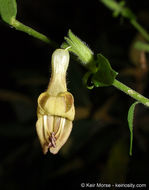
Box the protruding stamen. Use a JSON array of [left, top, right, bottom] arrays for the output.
[[49, 132, 56, 148]]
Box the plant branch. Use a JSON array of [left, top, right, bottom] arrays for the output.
[[100, 0, 149, 42], [130, 20, 149, 42], [113, 79, 149, 107], [11, 19, 58, 48]]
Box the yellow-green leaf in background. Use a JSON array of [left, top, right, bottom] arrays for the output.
[[0, 0, 17, 24], [127, 101, 139, 155]]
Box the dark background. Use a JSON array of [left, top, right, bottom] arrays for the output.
[[0, 0, 149, 189]]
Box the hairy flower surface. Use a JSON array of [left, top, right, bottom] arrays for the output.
[[36, 49, 75, 154]]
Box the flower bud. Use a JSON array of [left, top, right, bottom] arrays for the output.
[[36, 49, 75, 154]]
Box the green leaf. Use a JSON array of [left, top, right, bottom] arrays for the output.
[[0, 0, 17, 24], [127, 101, 139, 156], [92, 54, 118, 87]]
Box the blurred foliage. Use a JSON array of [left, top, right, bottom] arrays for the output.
[[0, 0, 149, 189], [101, 0, 149, 53]]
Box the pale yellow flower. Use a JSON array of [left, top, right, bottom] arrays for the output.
[[36, 49, 75, 154]]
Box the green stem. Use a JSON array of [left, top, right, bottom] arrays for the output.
[[11, 19, 58, 47], [130, 19, 149, 41], [112, 79, 149, 107]]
